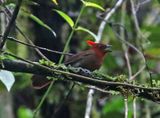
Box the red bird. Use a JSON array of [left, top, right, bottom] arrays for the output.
[[32, 40, 111, 89], [64, 40, 111, 70]]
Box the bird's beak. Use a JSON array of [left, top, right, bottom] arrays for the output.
[[105, 44, 112, 52]]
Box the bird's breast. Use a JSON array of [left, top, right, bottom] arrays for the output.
[[73, 54, 103, 71], [64, 49, 105, 71]]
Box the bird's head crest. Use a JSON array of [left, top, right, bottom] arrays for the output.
[[86, 40, 96, 46]]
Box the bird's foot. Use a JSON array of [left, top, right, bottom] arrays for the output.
[[78, 67, 91, 76], [67, 65, 91, 76]]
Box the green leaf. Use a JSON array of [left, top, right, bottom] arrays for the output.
[[81, 0, 105, 11], [145, 48, 160, 56], [29, 14, 56, 37], [0, 70, 15, 91], [17, 106, 33, 118], [6, 3, 16, 8], [76, 26, 97, 40], [102, 97, 124, 113], [51, 0, 58, 5], [1, 2, 15, 7], [53, 9, 74, 28]]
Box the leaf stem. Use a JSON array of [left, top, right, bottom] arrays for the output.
[[33, 4, 85, 118], [58, 5, 85, 64], [33, 81, 55, 118]]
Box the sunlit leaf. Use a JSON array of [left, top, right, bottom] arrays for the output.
[[25, 1, 40, 6], [1, 1, 15, 7], [145, 48, 160, 56], [81, 0, 105, 11], [18, 106, 33, 118], [29, 14, 56, 37], [6, 3, 16, 8], [0, 70, 15, 91], [51, 0, 58, 5], [53, 9, 74, 28], [102, 97, 123, 113], [76, 26, 97, 40]]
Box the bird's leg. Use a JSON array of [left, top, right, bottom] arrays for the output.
[[78, 67, 91, 76], [67, 65, 91, 76]]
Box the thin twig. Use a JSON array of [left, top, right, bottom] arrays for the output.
[[0, 0, 22, 49], [130, 0, 153, 85], [96, 0, 124, 42], [0, 7, 6, 34], [124, 98, 128, 118], [85, 1, 125, 117], [52, 83, 75, 118], [130, 0, 142, 35], [109, 23, 146, 80], [0, 34, 73, 56], [120, 2, 132, 79], [16, 25, 50, 61], [129, 1, 150, 117], [135, 0, 151, 12], [33, 81, 55, 118], [2, 6, 50, 61], [85, 89, 94, 118], [86, 85, 117, 95], [94, 17, 147, 80], [133, 98, 137, 118], [120, 3, 130, 117]]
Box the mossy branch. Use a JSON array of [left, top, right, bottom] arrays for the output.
[[0, 58, 160, 103]]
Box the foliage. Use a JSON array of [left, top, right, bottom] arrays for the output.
[[0, 0, 160, 118]]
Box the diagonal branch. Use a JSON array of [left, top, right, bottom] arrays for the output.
[[0, 55, 160, 103], [2, 6, 50, 61], [96, 0, 124, 42], [0, 0, 22, 49], [0, 34, 73, 56]]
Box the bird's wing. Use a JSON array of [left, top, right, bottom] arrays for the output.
[[64, 50, 94, 65]]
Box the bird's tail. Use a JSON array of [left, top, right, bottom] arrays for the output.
[[31, 75, 52, 89]]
